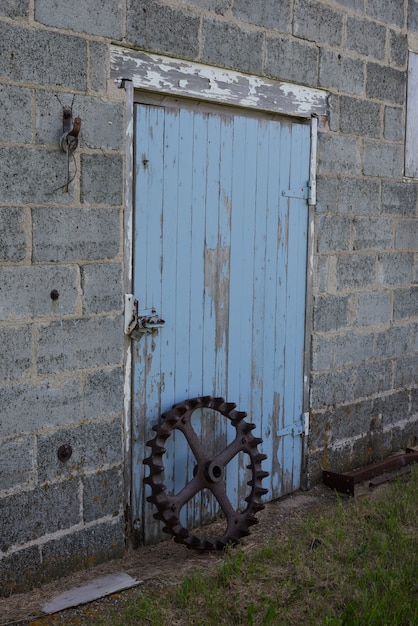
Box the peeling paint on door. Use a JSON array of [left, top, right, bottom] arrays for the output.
[[132, 98, 310, 544]]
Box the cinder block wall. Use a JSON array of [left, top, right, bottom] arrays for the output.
[[1, 0, 417, 595]]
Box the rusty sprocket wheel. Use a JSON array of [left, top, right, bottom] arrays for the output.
[[143, 396, 269, 550]]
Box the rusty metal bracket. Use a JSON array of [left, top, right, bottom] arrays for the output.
[[323, 448, 418, 496]]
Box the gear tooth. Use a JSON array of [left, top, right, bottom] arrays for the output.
[[255, 487, 269, 496], [247, 515, 259, 527], [218, 401, 237, 415], [241, 422, 256, 433], [253, 452, 268, 463], [208, 396, 225, 409], [230, 409, 247, 422], [258, 470, 270, 479], [251, 437, 263, 446]]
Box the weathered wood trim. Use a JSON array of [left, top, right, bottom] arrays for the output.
[[122, 79, 134, 514], [111, 46, 328, 118], [405, 51, 418, 178]]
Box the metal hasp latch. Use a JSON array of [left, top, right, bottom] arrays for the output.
[[124, 294, 165, 339]]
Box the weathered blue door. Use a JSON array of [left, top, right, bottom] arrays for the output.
[[132, 99, 310, 543]]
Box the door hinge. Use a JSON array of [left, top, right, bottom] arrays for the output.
[[276, 412, 309, 438], [282, 180, 314, 203]]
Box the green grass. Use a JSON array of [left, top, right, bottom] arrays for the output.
[[44, 468, 418, 626]]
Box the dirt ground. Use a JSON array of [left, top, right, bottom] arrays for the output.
[[0, 483, 365, 626]]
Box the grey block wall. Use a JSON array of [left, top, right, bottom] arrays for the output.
[[1, 0, 417, 595], [0, 1, 126, 597]]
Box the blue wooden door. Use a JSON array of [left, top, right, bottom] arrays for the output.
[[132, 100, 310, 543]]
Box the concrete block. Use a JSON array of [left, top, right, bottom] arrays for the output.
[[0, 435, 34, 491], [294, 0, 342, 46], [334, 332, 374, 367], [396, 218, 418, 249], [390, 31, 408, 68], [0, 325, 32, 382], [366, 63, 405, 104], [354, 361, 393, 397], [319, 50, 364, 95], [328, 94, 339, 132], [381, 181, 417, 216], [182, 0, 231, 13], [354, 291, 392, 327], [0, 85, 32, 143], [366, 0, 405, 28], [340, 96, 381, 138], [310, 400, 373, 449], [338, 178, 380, 215], [37, 316, 123, 375], [314, 255, 329, 292], [394, 286, 418, 320], [316, 215, 351, 253], [394, 355, 418, 387], [201, 18, 264, 74], [353, 217, 393, 250], [313, 294, 349, 332], [0, 147, 75, 204], [89, 41, 108, 93], [0, 265, 79, 320], [37, 417, 122, 483], [265, 36, 318, 86], [0, 546, 41, 597], [310, 368, 354, 408], [412, 387, 418, 414], [83, 468, 123, 522], [378, 252, 414, 285], [32, 208, 120, 262], [311, 334, 333, 371], [1, 481, 80, 549], [408, 0, 418, 33], [373, 391, 410, 425], [332, 0, 364, 10], [318, 133, 361, 175], [363, 140, 403, 178], [82, 263, 123, 314], [0, 21, 87, 90], [391, 417, 418, 452], [234, 0, 290, 31], [81, 154, 123, 206], [310, 176, 380, 215], [384, 106, 403, 141], [0, 207, 27, 262], [346, 16, 386, 60], [84, 368, 123, 420], [0, 0, 29, 18], [35, 0, 122, 38], [0, 380, 82, 437], [41, 518, 124, 583], [336, 254, 376, 290], [375, 325, 411, 358], [316, 176, 338, 213], [126, 0, 200, 59]]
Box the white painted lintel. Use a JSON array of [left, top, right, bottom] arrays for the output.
[[111, 46, 328, 119]]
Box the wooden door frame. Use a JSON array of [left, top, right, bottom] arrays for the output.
[[110, 46, 328, 516]]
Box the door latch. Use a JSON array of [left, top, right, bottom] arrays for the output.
[[124, 294, 165, 338]]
